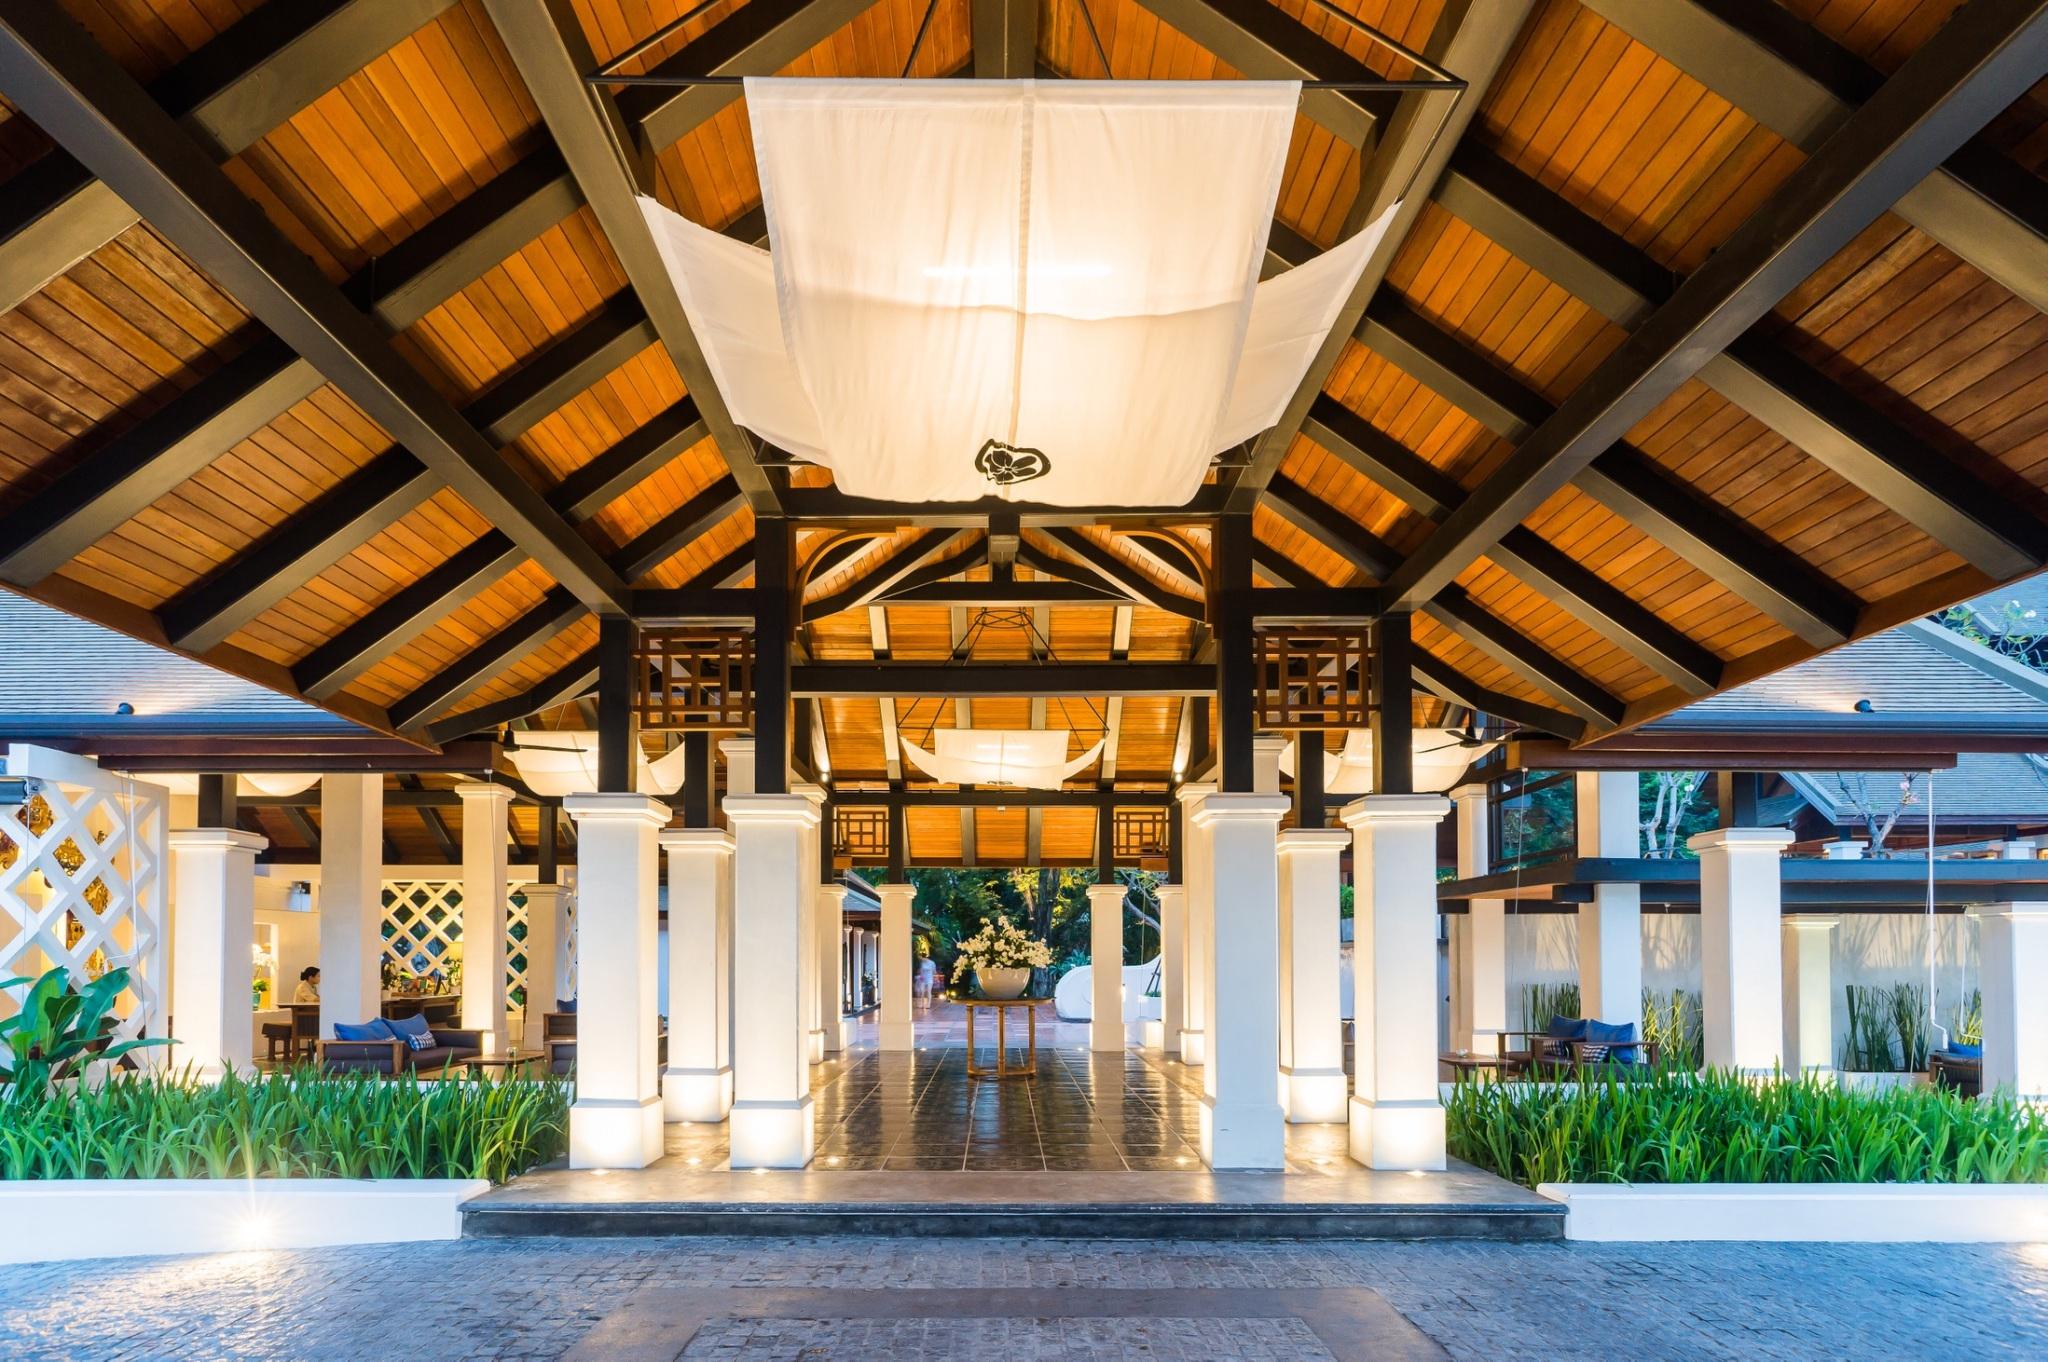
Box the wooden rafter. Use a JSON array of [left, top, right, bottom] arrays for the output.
[[484, 0, 787, 516], [0, 4, 633, 618], [1582, 0, 2048, 317], [1380, 0, 2048, 612]]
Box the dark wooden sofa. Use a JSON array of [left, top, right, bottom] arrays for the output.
[[317, 1027, 485, 1076]]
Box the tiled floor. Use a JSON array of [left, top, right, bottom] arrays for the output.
[[663, 1001, 1349, 1173]]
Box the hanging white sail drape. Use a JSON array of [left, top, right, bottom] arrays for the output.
[[507, 732, 691, 798], [1284, 729, 1502, 795], [638, 78, 1398, 506], [900, 728, 1105, 790]]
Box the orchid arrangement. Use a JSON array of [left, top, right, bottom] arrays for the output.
[[951, 915, 1052, 972]]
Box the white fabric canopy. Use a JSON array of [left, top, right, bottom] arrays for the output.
[[638, 78, 1399, 505], [1283, 728, 1502, 795], [507, 732, 691, 798], [900, 728, 1105, 790]]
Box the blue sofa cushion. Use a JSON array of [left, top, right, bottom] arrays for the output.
[[556, 998, 577, 1014], [1948, 1041, 1983, 1059], [1544, 1015, 1588, 1040], [1585, 1019, 1639, 1064], [387, 1012, 435, 1051], [333, 1019, 392, 1043]]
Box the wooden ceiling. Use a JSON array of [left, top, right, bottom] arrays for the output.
[[1, 0, 2045, 866]]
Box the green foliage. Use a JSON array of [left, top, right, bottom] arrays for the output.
[[1952, 989, 1984, 1046], [0, 1068, 569, 1183], [1641, 988, 1703, 1068], [1519, 981, 1581, 1033], [1446, 1066, 2048, 1187], [1841, 980, 1946, 1072], [0, 967, 171, 1094]]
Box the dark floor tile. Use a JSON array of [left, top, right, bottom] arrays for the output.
[[882, 1154, 967, 1171]]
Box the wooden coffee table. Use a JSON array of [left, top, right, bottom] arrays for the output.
[[1438, 1051, 1505, 1082], [963, 996, 1050, 1079]]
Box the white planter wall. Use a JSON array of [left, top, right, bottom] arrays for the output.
[[1502, 911, 1983, 1061], [0, 1179, 487, 1264], [1540, 1182, 2048, 1243]]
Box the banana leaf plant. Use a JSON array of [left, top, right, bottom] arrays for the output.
[[0, 965, 171, 1096]]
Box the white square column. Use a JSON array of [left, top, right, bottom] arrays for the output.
[[317, 773, 382, 1037], [519, 882, 562, 1051], [1449, 783, 1507, 1056], [1343, 794, 1451, 1171], [1193, 792, 1288, 1169], [168, 828, 265, 1079], [1692, 827, 1795, 1074], [1153, 884, 1185, 1054], [457, 783, 513, 1055], [660, 828, 735, 1122], [1088, 882, 1127, 1052], [794, 784, 827, 1063], [1175, 782, 1215, 1065], [563, 793, 668, 1169], [863, 931, 879, 1006], [1980, 903, 2048, 1102], [1575, 772, 1642, 1033], [877, 883, 916, 1050], [817, 884, 850, 1052], [1277, 827, 1350, 1123], [1781, 916, 1837, 1075], [727, 793, 821, 1168]]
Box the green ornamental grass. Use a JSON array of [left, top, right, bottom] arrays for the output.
[[0, 1067, 569, 1184], [1446, 1065, 2048, 1188]]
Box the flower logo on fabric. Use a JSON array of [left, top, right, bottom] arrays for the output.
[[975, 439, 1050, 487]]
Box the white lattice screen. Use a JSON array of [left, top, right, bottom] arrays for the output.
[[0, 746, 167, 1050], [381, 879, 571, 1010]]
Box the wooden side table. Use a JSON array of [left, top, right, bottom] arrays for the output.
[[963, 996, 1049, 1078]]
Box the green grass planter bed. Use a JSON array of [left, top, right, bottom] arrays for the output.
[[0, 1070, 571, 1264], [1448, 1068, 2048, 1242], [0, 1068, 571, 1183]]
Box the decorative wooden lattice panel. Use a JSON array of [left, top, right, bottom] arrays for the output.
[[0, 748, 166, 1052], [833, 806, 890, 864], [380, 879, 568, 1009], [1113, 808, 1169, 861], [1255, 628, 1372, 730], [634, 627, 754, 731]]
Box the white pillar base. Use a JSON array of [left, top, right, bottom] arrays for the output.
[[1280, 1068, 1350, 1125], [730, 1095, 817, 1169], [1200, 1095, 1286, 1171], [1347, 1095, 1446, 1172], [1180, 1029, 1206, 1066], [570, 1096, 665, 1170], [664, 1067, 734, 1124], [1142, 1019, 1166, 1050]]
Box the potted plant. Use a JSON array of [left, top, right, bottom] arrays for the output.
[[951, 916, 1052, 999]]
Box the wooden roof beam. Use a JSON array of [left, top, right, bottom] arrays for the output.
[[157, 294, 653, 652], [422, 649, 599, 746], [486, 0, 792, 518], [792, 663, 1212, 697], [803, 531, 979, 622], [1125, 0, 1391, 146], [0, 0, 456, 314], [0, 6, 633, 620], [1261, 475, 1626, 725], [972, 0, 1038, 79], [620, 0, 884, 154], [0, 149, 583, 589], [1226, 0, 1534, 512], [295, 405, 710, 700], [1581, 0, 2048, 317], [1029, 531, 1206, 620], [1380, 0, 2048, 612], [1436, 142, 2048, 582], [1336, 300, 1860, 647]]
